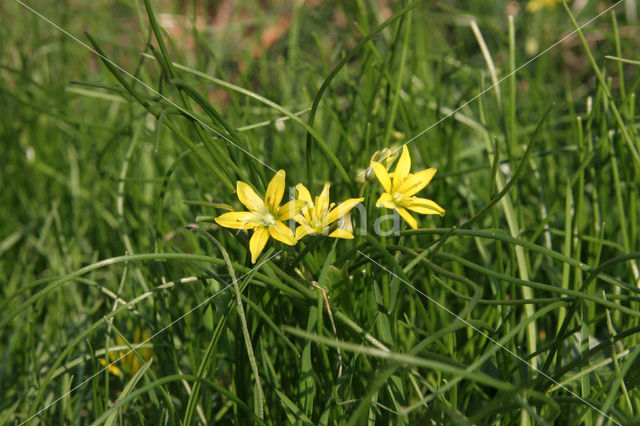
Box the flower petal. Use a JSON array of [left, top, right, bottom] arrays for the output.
[[141, 330, 152, 359], [295, 223, 316, 240], [397, 168, 437, 197], [327, 198, 364, 224], [249, 227, 269, 263], [393, 146, 411, 187], [302, 206, 312, 223], [99, 358, 122, 377], [215, 211, 260, 229], [315, 182, 331, 218], [237, 181, 265, 212], [337, 212, 354, 234], [293, 214, 307, 226], [268, 221, 297, 245], [130, 355, 142, 375], [328, 228, 354, 239], [371, 161, 392, 193], [295, 183, 313, 204], [278, 200, 307, 220], [376, 193, 396, 210], [405, 197, 445, 216], [265, 169, 286, 211], [396, 207, 418, 229]]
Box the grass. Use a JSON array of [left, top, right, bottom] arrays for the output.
[[1, 0, 640, 424]]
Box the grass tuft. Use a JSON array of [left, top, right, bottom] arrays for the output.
[[1, 0, 639, 424]]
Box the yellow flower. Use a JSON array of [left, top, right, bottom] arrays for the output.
[[215, 170, 306, 263], [526, 0, 567, 13], [371, 145, 445, 229], [100, 327, 152, 377], [294, 183, 364, 240]]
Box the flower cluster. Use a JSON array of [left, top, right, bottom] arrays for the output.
[[215, 146, 444, 263]]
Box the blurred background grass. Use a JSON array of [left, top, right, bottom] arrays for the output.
[[1, 0, 640, 424]]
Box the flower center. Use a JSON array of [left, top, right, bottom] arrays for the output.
[[312, 219, 326, 231], [391, 191, 405, 205], [257, 210, 276, 226]]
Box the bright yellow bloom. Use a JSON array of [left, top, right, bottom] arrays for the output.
[[100, 327, 152, 377], [526, 0, 567, 12], [371, 145, 445, 229], [215, 170, 306, 263], [293, 183, 363, 240]]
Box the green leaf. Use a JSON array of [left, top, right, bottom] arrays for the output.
[[274, 389, 315, 426], [104, 359, 153, 426]]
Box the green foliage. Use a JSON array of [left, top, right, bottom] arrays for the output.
[[1, 0, 640, 424]]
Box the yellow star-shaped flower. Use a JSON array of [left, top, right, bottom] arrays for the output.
[[100, 327, 152, 377], [371, 145, 445, 229], [293, 183, 363, 240], [215, 170, 306, 263]]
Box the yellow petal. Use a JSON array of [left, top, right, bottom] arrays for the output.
[[301, 207, 313, 222], [526, 1, 543, 12], [376, 193, 396, 210], [405, 197, 445, 216], [249, 227, 269, 263], [131, 356, 141, 375], [295, 183, 313, 204], [302, 206, 312, 223], [337, 212, 354, 234], [265, 169, 286, 211], [327, 198, 364, 224], [393, 145, 411, 187], [396, 207, 418, 229], [215, 211, 260, 229], [370, 161, 392, 193], [295, 184, 314, 222], [268, 221, 297, 245], [108, 342, 120, 362], [278, 200, 307, 221], [295, 223, 316, 240], [397, 168, 437, 197], [100, 358, 123, 377], [328, 228, 354, 239], [293, 214, 307, 226], [315, 183, 331, 218], [237, 181, 265, 212], [142, 331, 152, 360]]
